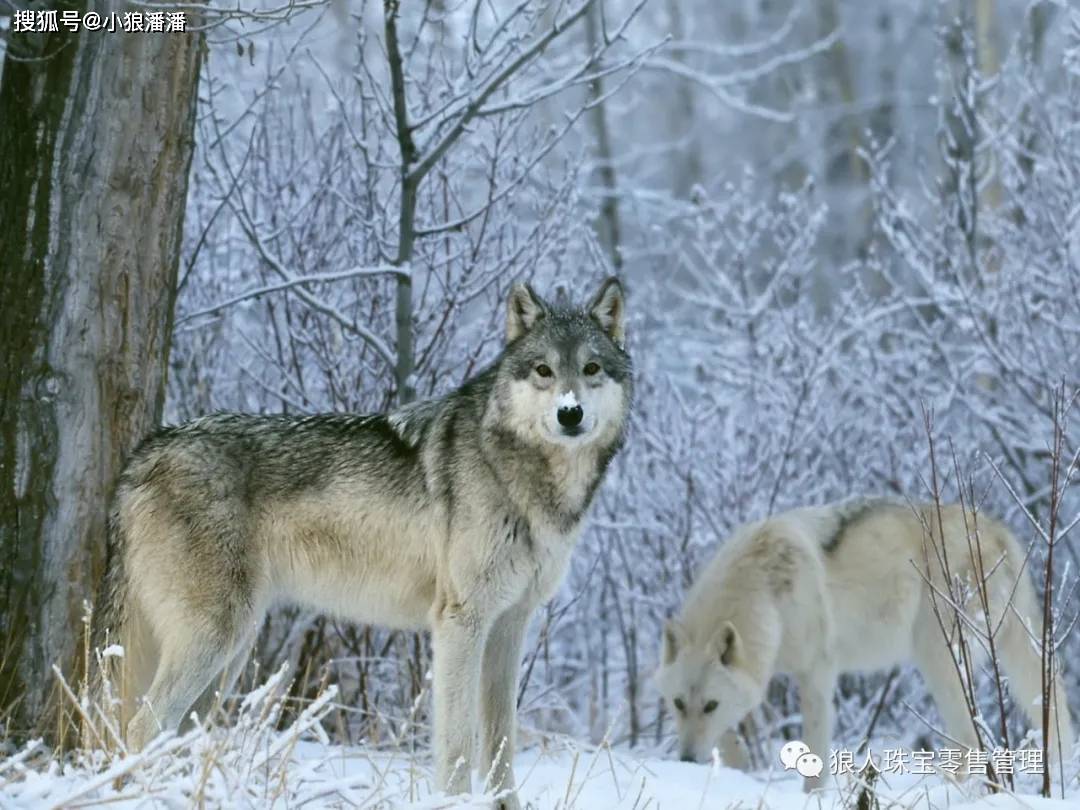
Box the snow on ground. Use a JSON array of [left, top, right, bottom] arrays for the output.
[[2, 737, 1077, 809], [1, 675, 1075, 808]]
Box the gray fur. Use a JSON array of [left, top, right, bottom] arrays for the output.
[[95, 278, 632, 809], [819, 497, 898, 554]]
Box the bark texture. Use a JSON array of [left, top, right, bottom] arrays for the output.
[[0, 7, 203, 736]]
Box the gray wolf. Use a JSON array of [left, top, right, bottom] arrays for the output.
[[656, 499, 1074, 790], [93, 278, 631, 809]]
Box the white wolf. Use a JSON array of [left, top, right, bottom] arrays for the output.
[[656, 499, 1074, 789]]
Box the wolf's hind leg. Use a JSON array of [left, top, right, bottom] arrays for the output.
[[126, 629, 238, 751], [912, 629, 981, 752], [998, 606, 1075, 762], [186, 630, 257, 730]]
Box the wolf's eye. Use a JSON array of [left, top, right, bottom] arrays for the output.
[[583, 362, 601, 376], [535, 364, 553, 378], [673, 697, 686, 714], [703, 700, 718, 714]]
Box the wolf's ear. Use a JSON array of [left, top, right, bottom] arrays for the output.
[[713, 621, 742, 667], [588, 276, 625, 345], [662, 619, 686, 665], [506, 282, 547, 342]]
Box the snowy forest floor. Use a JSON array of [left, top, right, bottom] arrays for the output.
[[2, 674, 1077, 808], [3, 734, 1077, 809]]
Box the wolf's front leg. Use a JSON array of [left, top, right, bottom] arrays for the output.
[[720, 729, 749, 771], [432, 603, 486, 795], [796, 668, 836, 792], [723, 713, 761, 770], [480, 601, 533, 810]]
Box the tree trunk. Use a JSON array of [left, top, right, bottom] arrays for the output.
[[665, 0, 703, 201], [974, 0, 1002, 218], [584, 2, 622, 271], [0, 9, 204, 738], [385, 0, 418, 406]]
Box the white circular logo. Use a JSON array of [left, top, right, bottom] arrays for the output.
[[779, 740, 810, 770]]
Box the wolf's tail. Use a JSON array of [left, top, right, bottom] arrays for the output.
[[88, 496, 156, 749], [993, 522, 1076, 760]]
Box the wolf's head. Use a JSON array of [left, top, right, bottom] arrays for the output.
[[489, 278, 631, 449], [655, 619, 760, 764]]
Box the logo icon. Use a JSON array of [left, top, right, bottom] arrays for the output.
[[779, 740, 824, 779]]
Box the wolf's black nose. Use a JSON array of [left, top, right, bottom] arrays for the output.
[[557, 404, 583, 427]]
